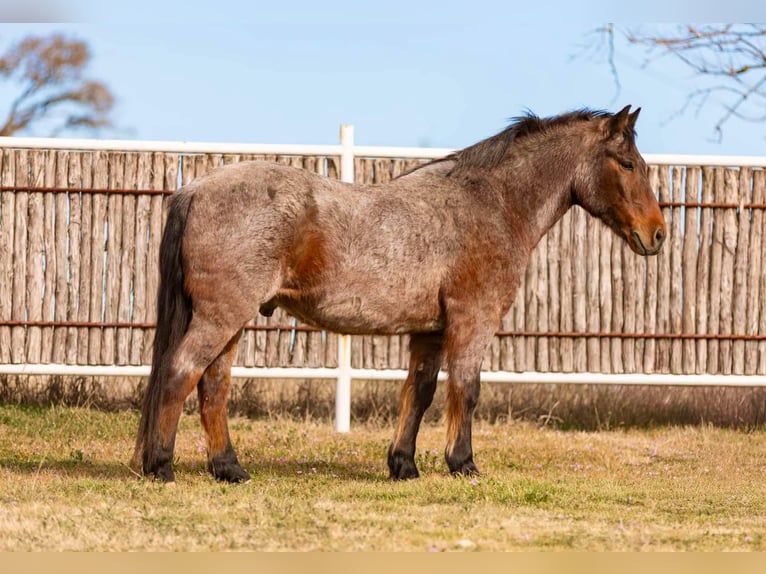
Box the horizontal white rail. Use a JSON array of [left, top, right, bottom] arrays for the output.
[[1, 135, 765, 167], [353, 145, 454, 159], [642, 153, 766, 167], [0, 136, 343, 156], [1, 364, 764, 387]]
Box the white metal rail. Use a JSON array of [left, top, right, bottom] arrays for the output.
[[1, 127, 765, 433], [1, 135, 766, 167], [2, 363, 764, 388]]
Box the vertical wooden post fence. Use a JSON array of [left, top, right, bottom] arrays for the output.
[[1, 133, 766, 433]]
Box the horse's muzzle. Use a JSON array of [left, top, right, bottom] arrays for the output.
[[630, 225, 666, 256]]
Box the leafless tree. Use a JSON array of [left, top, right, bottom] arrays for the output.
[[0, 33, 114, 136], [592, 24, 766, 142]]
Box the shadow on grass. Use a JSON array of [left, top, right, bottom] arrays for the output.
[[0, 458, 138, 480], [243, 459, 385, 482], [0, 457, 385, 483]]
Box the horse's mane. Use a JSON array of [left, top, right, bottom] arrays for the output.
[[405, 108, 619, 177]]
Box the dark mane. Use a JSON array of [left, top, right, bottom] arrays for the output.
[[407, 109, 615, 177]]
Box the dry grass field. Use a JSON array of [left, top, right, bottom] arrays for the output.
[[2, 404, 766, 551]]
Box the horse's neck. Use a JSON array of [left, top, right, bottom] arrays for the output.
[[496, 139, 582, 246]]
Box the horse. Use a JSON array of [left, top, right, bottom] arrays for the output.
[[133, 105, 666, 483]]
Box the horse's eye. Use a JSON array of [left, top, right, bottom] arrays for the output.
[[620, 160, 634, 171]]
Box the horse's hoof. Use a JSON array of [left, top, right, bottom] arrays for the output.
[[208, 445, 251, 483], [447, 457, 480, 477], [145, 461, 175, 483], [142, 444, 176, 483], [209, 460, 251, 483], [388, 450, 420, 480], [215, 465, 251, 483]]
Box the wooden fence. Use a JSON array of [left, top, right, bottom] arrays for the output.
[[1, 144, 765, 376]]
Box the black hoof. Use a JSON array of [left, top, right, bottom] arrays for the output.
[[150, 463, 176, 483], [388, 447, 420, 480], [208, 448, 251, 483], [446, 456, 480, 477], [210, 462, 251, 483], [143, 447, 175, 483]]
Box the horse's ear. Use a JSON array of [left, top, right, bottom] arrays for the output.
[[608, 105, 632, 137], [628, 107, 641, 129]]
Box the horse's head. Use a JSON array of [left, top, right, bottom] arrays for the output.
[[575, 105, 666, 256]]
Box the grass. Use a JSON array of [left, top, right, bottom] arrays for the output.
[[2, 405, 766, 550]]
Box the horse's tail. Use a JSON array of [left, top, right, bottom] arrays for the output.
[[133, 190, 194, 473]]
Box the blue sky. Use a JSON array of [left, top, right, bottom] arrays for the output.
[[1, 5, 766, 156]]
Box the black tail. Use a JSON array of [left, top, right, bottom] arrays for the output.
[[133, 191, 194, 473]]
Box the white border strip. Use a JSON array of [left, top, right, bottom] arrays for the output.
[[1, 364, 764, 387], [1, 136, 764, 167]]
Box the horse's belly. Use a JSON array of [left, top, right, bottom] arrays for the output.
[[274, 292, 444, 335]]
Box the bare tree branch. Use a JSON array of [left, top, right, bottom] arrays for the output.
[[604, 23, 621, 104], [572, 24, 621, 103], [582, 24, 766, 141]]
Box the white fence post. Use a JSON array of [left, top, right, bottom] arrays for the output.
[[336, 124, 355, 432], [340, 124, 355, 184], [336, 334, 352, 433]]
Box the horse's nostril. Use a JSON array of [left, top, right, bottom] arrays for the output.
[[654, 227, 665, 246]]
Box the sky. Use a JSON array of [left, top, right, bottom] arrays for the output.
[[1, 3, 766, 157]]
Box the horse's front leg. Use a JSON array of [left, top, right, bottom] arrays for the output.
[[388, 333, 444, 479], [443, 318, 498, 476]]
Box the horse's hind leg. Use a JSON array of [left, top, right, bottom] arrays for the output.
[[388, 333, 444, 479], [150, 317, 239, 482], [197, 330, 250, 483]]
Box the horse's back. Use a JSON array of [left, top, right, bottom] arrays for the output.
[[184, 160, 330, 205]]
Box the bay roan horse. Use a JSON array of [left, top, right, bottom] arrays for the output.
[[134, 105, 666, 483]]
